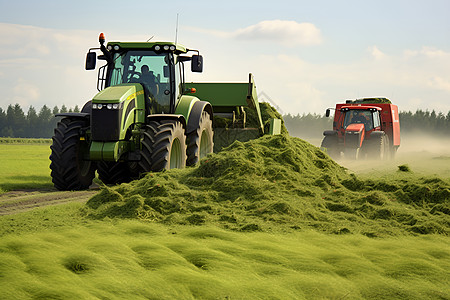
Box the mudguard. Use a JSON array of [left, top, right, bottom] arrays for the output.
[[323, 130, 338, 136], [147, 114, 187, 129], [55, 112, 90, 119], [370, 131, 385, 138], [186, 101, 213, 134]]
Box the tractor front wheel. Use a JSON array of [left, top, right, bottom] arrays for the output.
[[138, 120, 187, 173], [186, 111, 214, 166], [321, 135, 340, 159], [50, 118, 96, 190]]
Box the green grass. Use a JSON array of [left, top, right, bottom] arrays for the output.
[[0, 143, 53, 192], [84, 135, 450, 237], [0, 137, 52, 144], [0, 219, 448, 299]]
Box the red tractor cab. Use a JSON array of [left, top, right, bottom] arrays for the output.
[[321, 98, 400, 159]]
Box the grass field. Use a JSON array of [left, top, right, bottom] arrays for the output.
[[0, 141, 53, 193], [0, 136, 449, 299]]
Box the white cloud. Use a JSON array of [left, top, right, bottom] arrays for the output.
[[421, 47, 450, 58], [368, 46, 386, 60], [186, 20, 322, 46], [234, 20, 322, 46], [428, 76, 450, 92], [403, 46, 450, 60]]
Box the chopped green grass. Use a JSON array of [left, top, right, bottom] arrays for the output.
[[84, 134, 450, 237]]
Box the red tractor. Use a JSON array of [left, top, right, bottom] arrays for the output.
[[321, 98, 400, 159]]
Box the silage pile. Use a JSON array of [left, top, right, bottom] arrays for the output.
[[85, 134, 450, 237]]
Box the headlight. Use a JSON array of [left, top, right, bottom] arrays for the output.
[[163, 45, 170, 51], [92, 104, 97, 109], [169, 45, 176, 51], [107, 45, 112, 51], [113, 104, 119, 109], [113, 45, 120, 51], [98, 104, 103, 109], [107, 104, 112, 109], [154, 45, 161, 51]]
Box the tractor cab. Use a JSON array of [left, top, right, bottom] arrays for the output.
[[86, 35, 203, 116], [341, 107, 382, 133]]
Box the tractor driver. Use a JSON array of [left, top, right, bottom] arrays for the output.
[[139, 65, 162, 114], [352, 111, 372, 130], [140, 65, 159, 98]]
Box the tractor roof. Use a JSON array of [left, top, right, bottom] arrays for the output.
[[345, 97, 392, 104], [106, 41, 188, 54], [341, 105, 382, 111]]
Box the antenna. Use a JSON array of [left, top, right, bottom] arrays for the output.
[[146, 36, 154, 42], [175, 13, 179, 45]]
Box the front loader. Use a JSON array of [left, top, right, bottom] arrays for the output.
[[49, 33, 281, 190]]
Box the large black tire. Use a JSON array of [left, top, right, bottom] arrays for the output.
[[137, 120, 187, 173], [49, 118, 96, 190], [321, 135, 340, 159], [186, 111, 214, 166], [367, 134, 387, 160], [97, 161, 132, 185]]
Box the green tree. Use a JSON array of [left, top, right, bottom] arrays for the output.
[[0, 107, 6, 133], [6, 104, 26, 137], [52, 106, 59, 116], [38, 105, 53, 138], [26, 106, 40, 138]]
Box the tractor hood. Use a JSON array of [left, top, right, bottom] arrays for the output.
[[345, 123, 365, 148], [90, 83, 146, 142], [346, 123, 365, 133], [92, 83, 144, 104]]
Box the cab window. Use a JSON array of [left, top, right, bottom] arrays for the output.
[[110, 50, 171, 113]]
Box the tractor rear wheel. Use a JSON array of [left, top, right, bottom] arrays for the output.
[[50, 118, 96, 190], [137, 120, 186, 173], [97, 161, 132, 185], [186, 111, 214, 166], [368, 134, 387, 160]]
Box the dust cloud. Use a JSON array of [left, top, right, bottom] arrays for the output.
[[301, 134, 450, 177]]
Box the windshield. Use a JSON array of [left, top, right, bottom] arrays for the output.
[[110, 50, 172, 113], [343, 109, 374, 131]]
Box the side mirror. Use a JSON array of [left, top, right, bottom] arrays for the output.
[[191, 55, 203, 73], [325, 109, 330, 118], [163, 66, 169, 78], [85, 52, 96, 70]]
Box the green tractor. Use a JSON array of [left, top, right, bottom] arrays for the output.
[[50, 33, 281, 190]]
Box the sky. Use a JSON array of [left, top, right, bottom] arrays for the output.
[[0, 0, 449, 115]]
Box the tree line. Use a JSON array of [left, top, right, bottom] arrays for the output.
[[0, 103, 449, 139], [0, 104, 80, 138]]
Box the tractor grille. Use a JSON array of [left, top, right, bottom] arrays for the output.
[[345, 131, 362, 148], [91, 107, 122, 141]]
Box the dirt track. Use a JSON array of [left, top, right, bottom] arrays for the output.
[[0, 189, 98, 215]]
